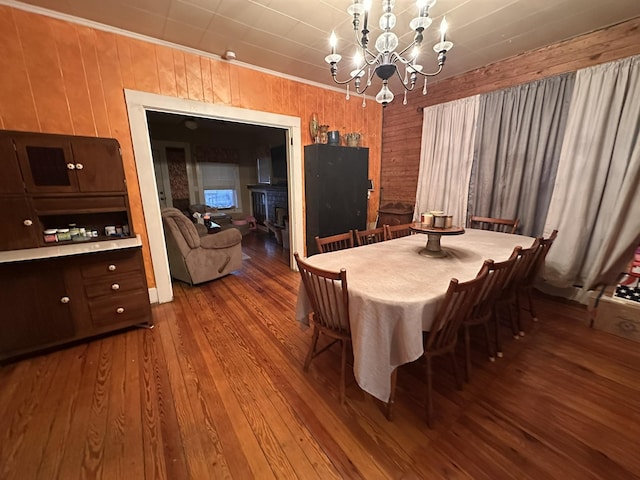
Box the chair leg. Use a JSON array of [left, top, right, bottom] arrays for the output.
[[426, 357, 434, 428], [304, 327, 319, 372], [464, 324, 472, 383], [386, 368, 398, 420], [508, 300, 520, 340], [450, 351, 462, 390], [339, 339, 347, 405], [494, 311, 503, 358], [515, 292, 525, 337], [526, 287, 538, 322], [482, 322, 495, 362]]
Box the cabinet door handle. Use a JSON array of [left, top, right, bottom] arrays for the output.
[[75, 163, 84, 170], [108, 264, 117, 271], [116, 307, 125, 314], [60, 296, 70, 304], [23, 219, 33, 226], [67, 163, 76, 170], [111, 283, 120, 290]]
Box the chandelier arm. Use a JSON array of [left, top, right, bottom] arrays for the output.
[[412, 63, 444, 77], [329, 71, 373, 94], [352, 30, 379, 62], [394, 68, 416, 92], [395, 41, 419, 60]]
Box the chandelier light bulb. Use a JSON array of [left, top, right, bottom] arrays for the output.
[[440, 17, 448, 43], [330, 31, 337, 54]]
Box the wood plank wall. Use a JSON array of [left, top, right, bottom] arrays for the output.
[[0, 5, 383, 287], [380, 17, 640, 207]]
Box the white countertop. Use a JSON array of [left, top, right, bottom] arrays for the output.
[[0, 235, 143, 263]]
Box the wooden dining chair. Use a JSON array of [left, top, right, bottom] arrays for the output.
[[294, 253, 352, 405], [315, 231, 354, 253], [384, 223, 414, 240], [355, 226, 386, 246], [469, 216, 520, 234], [387, 269, 489, 427], [463, 253, 519, 382], [500, 239, 541, 338], [521, 230, 558, 322]]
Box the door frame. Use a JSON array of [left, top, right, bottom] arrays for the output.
[[125, 89, 303, 304]]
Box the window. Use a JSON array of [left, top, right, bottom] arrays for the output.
[[203, 189, 236, 209], [199, 162, 242, 211]]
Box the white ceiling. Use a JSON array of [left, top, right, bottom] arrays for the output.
[[10, 0, 640, 91]]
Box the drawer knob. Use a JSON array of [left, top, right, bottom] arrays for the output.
[[108, 264, 117, 271], [75, 163, 84, 170], [67, 163, 76, 170], [60, 296, 70, 304], [116, 307, 125, 314], [23, 219, 33, 226], [111, 283, 120, 290]]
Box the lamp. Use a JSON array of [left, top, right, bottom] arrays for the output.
[[325, 0, 453, 106]]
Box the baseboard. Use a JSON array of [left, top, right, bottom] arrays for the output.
[[148, 287, 159, 304]]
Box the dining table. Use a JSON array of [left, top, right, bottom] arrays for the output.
[[295, 228, 536, 403]]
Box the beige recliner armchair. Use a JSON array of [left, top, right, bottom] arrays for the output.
[[161, 207, 243, 285]]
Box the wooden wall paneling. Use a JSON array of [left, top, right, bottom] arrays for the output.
[[380, 17, 640, 207], [237, 67, 271, 112], [95, 30, 130, 140], [184, 52, 205, 102], [77, 25, 111, 137], [116, 36, 135, 89], [14, 10, 72, 133], [201, 57, 214, 104], [211, 59, 232, 105], [171, 49, 189, 99], [128, 38, 161, 95], [269, 76, 285, 116], [156, 45, 178, 98], [0, 5, 384, 291], [50, 20, 95, 136], [302, 84, 317, 145], [228, 64, 242, 107], [0, 7, 39, 131]]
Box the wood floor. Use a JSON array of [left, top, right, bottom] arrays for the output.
[[1, 231, 639, 479]]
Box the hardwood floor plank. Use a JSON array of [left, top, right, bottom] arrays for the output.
[[54, 339, 103, 480], [0, 353, 63, 480], [35, 344, 91, 480], [101, 332, 145, 479], [189, 283, 343, 480], [167, 290, 276, 479], [158, 291, 243, 479], [1, 231, 639, 479], [138, 321, 182, 480]]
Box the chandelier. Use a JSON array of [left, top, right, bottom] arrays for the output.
[[325, 0, 453, 106]]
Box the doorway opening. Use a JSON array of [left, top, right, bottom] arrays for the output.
[[125, 90, 303, 304]]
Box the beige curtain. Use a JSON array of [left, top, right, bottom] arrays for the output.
[[414, 95, 480, 226], [544, 55, 640, 298]]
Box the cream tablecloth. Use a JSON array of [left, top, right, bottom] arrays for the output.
[[295, 228, 536, 402]]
